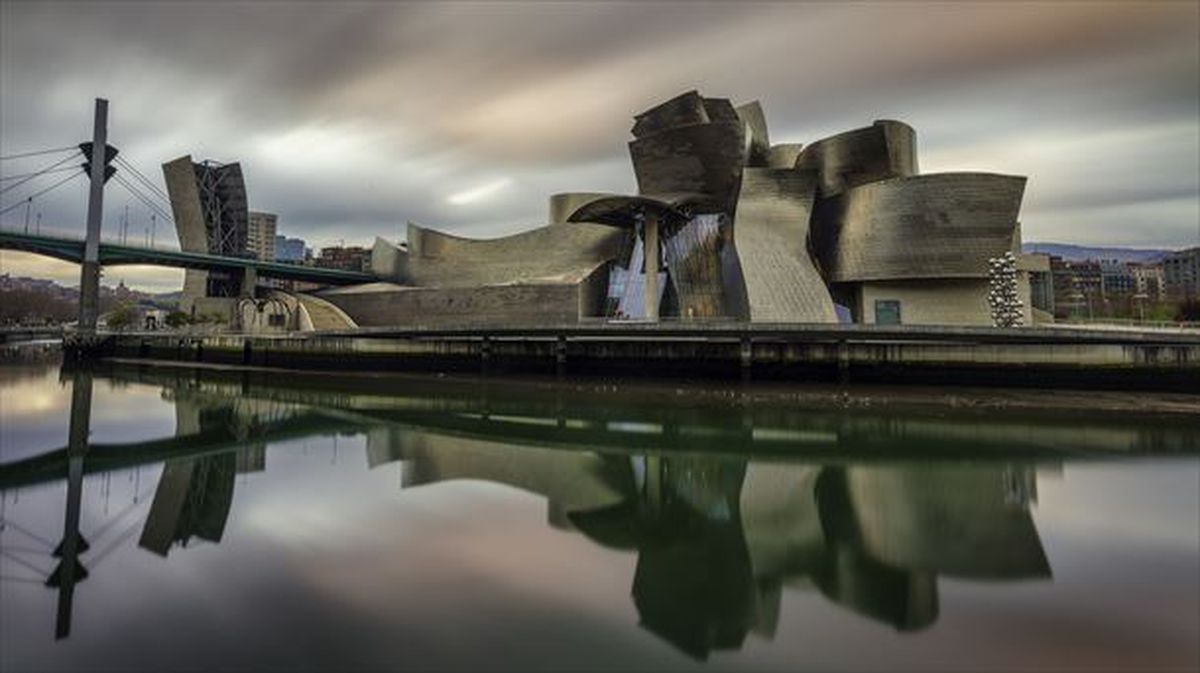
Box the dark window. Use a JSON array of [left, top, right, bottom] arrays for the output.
[[875, 300, 902, 325]]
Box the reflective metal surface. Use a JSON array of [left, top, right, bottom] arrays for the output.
[[733, 168, 839, 322], [813, 172, 1027, 283]]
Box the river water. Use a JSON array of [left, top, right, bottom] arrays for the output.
[[1, 352, 1197, 671]]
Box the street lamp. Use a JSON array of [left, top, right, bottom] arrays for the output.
[[1133, 292, 1149, 323]]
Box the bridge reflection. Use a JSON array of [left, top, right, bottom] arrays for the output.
[[5, 364, 1195, 655]]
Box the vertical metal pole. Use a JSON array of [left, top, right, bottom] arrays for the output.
[[644, 211, 659, 321], [78, 98, 108, 333]]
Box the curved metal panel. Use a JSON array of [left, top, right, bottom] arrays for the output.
[[321, 280, 590, 327], [732, 168, 838, 323], [369, 236, 409, 281], [735, 101, 770, 167], [794, 120, 917, 197], [766, 144, 803, 169], [629, 121, 748, 210], [405, 221, 625, 288], [813, 172, 1026, 283], [631, 90, 709, 138]]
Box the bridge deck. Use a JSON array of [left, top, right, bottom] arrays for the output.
[[0, 230, 376, 285]]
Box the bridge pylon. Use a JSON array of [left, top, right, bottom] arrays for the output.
[[78, 99, 118, 334]]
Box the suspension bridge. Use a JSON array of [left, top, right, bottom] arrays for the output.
[[1, 98, 379, 331]]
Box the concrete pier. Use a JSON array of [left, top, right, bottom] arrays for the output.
[[72, 323, 1200, 392]]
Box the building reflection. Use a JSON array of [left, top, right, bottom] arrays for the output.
[[383, 435, 1050, 658], [139, 404, 264, 557], [6, 367, 1083, 653]]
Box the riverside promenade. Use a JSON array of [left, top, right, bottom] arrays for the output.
[[64, 322, 1200, 392]]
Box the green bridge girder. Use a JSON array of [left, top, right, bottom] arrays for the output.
[[0, 230, 377, 285]]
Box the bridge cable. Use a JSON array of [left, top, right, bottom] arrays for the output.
[[111, 173, 174, 225], [0, 169, 84, 217], [0, 152, 82, 197], [0, 146, 78, 161], [0, 164, 82, 183], [113, 181, 174, 231], [113, 156, 170, 204], [111, 171, 168, 215]]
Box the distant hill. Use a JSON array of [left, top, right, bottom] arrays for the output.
[[1022, 243, 1173, 263]]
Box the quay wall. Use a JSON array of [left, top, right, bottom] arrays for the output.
[[82, 326, 1200, 392]]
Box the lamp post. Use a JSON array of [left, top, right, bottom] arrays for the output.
[[1134, 292, 1149, 323]]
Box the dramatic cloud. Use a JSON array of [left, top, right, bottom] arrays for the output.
[[1, 1, 1197, 290]]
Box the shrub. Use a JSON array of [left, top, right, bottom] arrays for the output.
[[164, 311, 191, 328]]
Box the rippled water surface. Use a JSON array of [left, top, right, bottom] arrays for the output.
[[1, 354, 1198, 672]]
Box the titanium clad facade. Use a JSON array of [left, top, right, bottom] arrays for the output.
[[327, 222, 625, 325], [311, 89, 1028, 328], [631, 90, 711, 137], [629, 121, 748, 211], [321, 275, 606, 327], [733, 169, 838, 322], [766, 144, 804, 169], [795, 121, 918, 197], [404, 221, 625, 288], [735, 101, 771, 166], [369, 236, 408, 280], [812, 173, 1026, 283]]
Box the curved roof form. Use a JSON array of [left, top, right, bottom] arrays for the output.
[[553, 192, 718, 227], [794, 120, 918, 198], [732, 168, 839, 322], [813, 172, 1026, 283], [405, 221, 626, 288], [766, 143, 804, 169]]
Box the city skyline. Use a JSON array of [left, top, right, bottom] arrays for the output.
[[2, 1, 1198, 292]]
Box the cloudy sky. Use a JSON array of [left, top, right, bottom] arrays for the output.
[[1, 1, 1198, 292]]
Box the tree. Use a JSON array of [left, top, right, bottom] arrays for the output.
[[106, 303, 138, 331]]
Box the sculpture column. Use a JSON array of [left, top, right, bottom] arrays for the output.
[[644, 210, 659, 321]]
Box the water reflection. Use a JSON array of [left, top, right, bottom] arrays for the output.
[[1, 362, 1196, 665], [395, 445, 1048, 657]]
